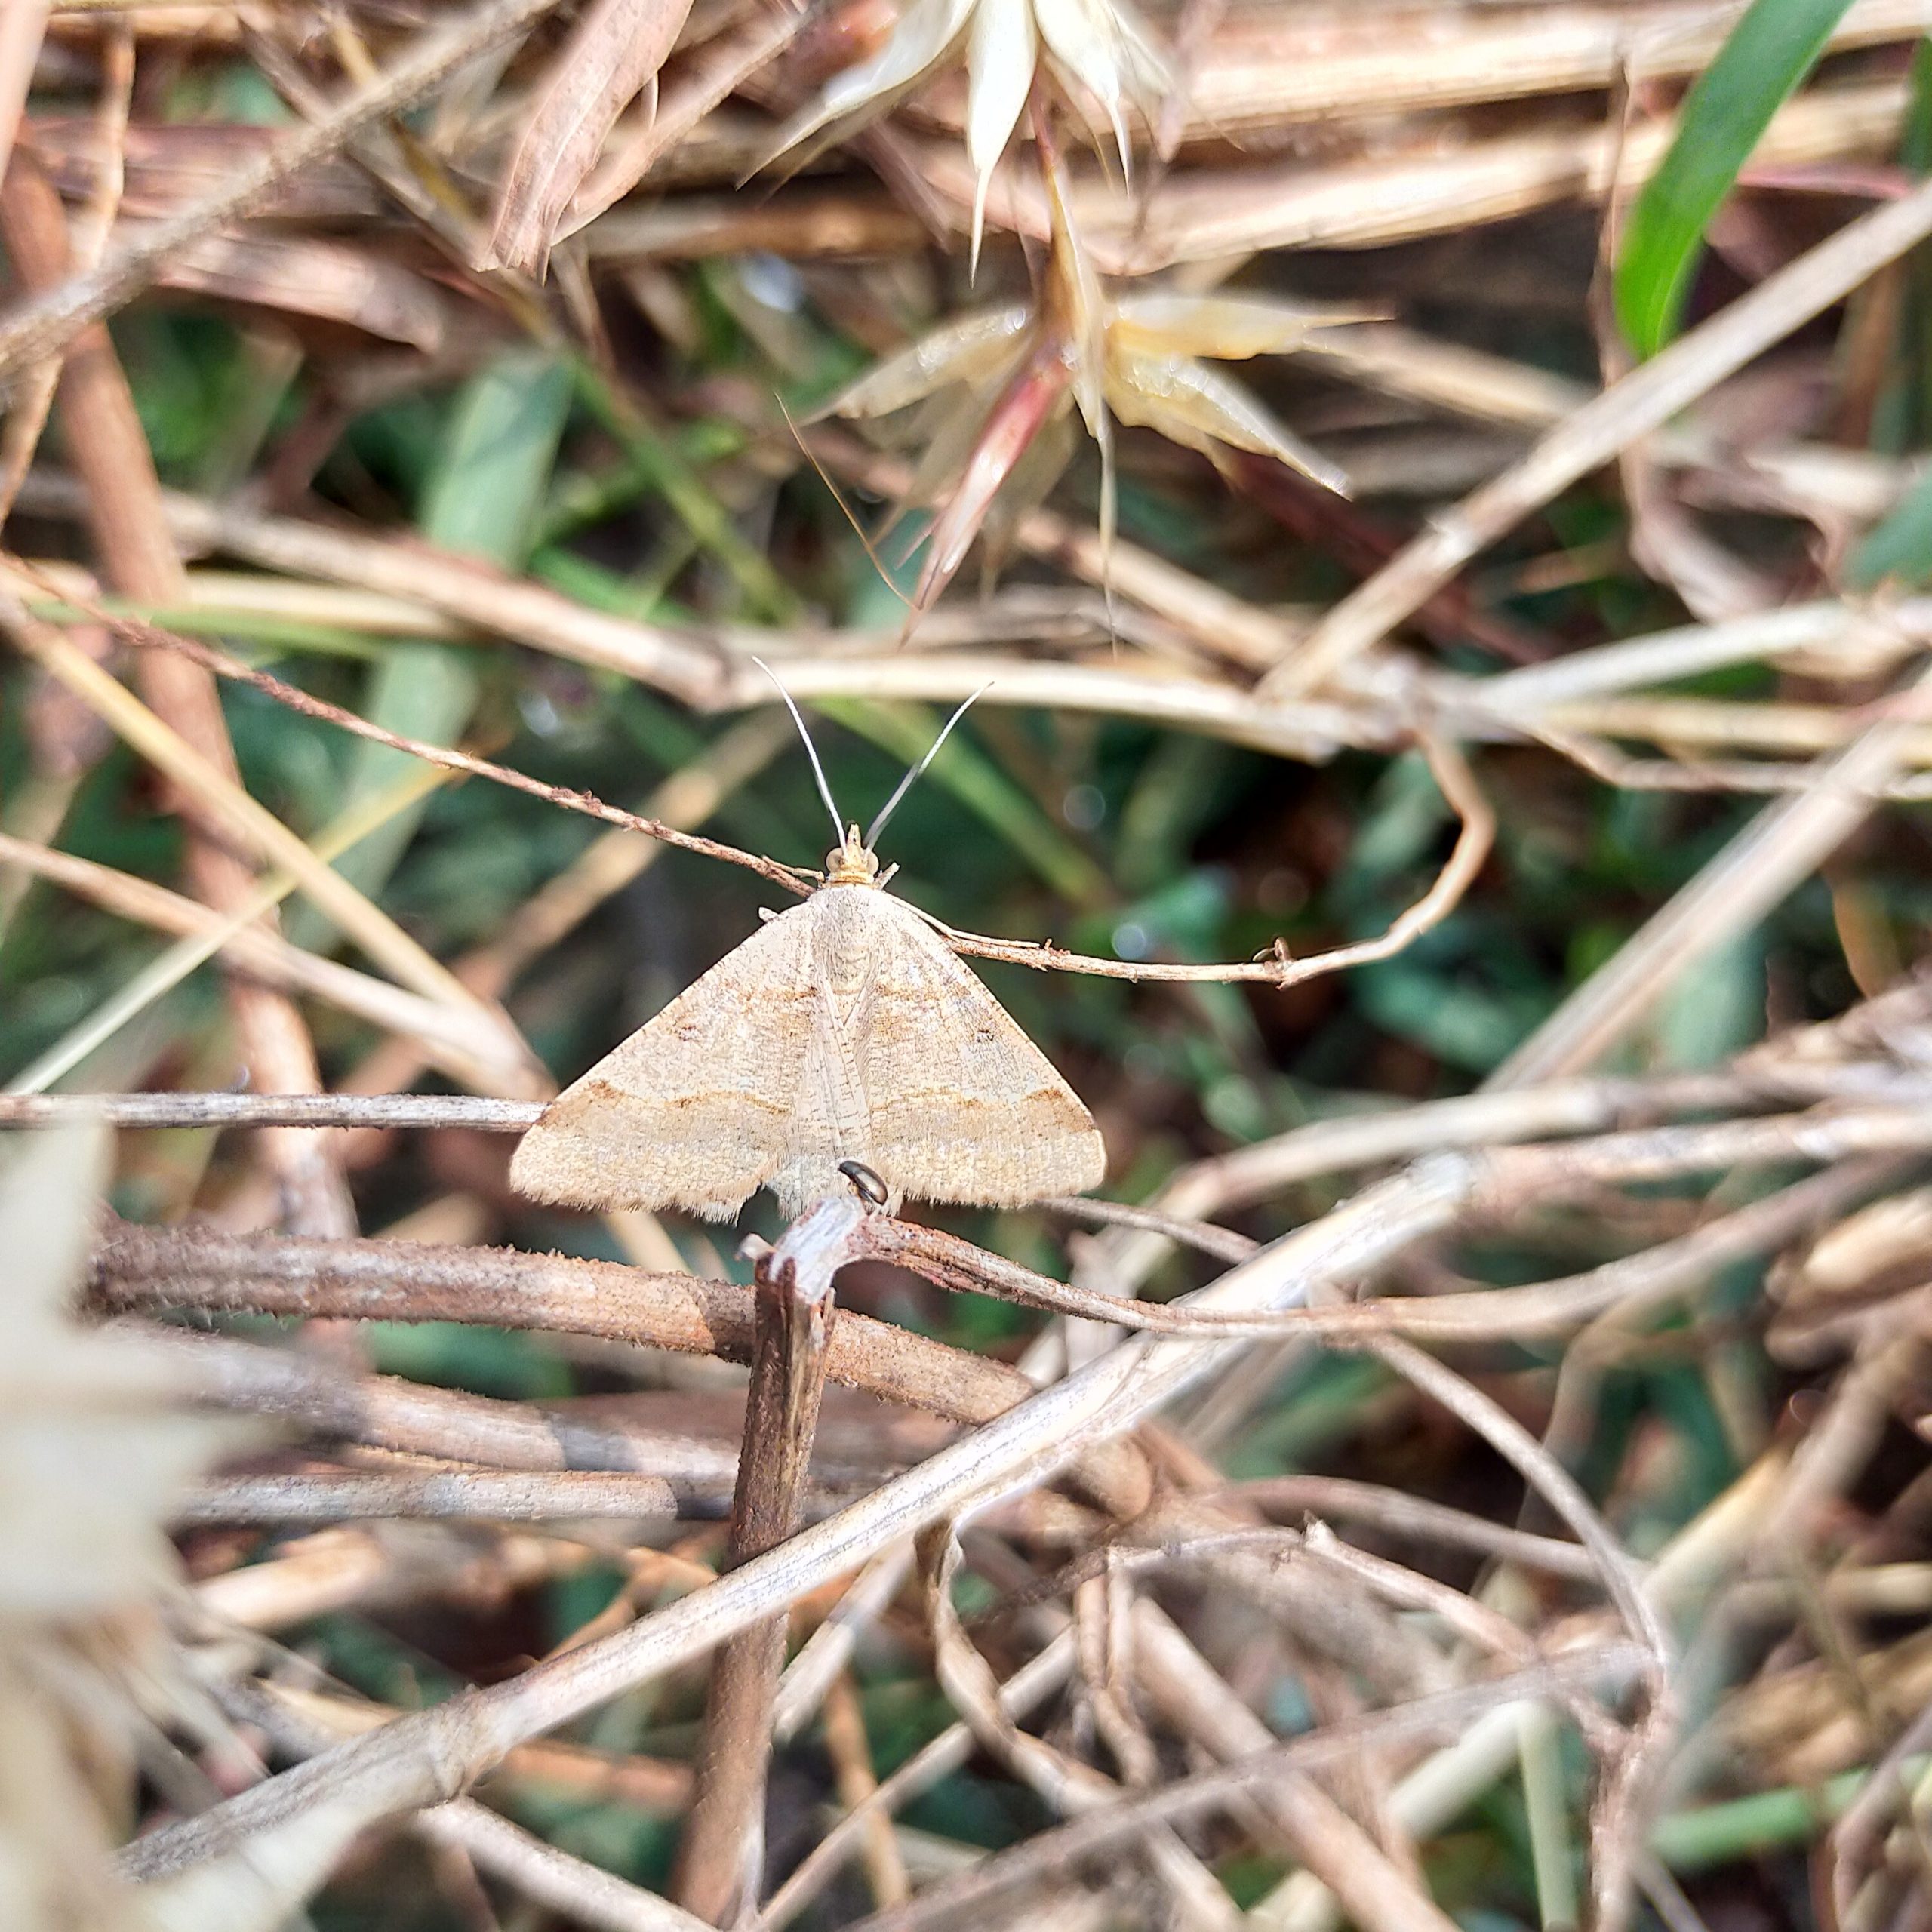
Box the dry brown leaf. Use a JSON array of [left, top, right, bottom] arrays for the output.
[[484, 0, 698, 278], [156, 229, 448, 351]]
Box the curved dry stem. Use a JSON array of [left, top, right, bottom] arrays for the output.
[[64, 582, 1485, 986], [916, 1523, 1254, 1928], [1367, 1335, 1666, 1667], [911, 730, 1487, 985]]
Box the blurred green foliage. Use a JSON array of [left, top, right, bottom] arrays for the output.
[[1614, 0, 1856, 355]]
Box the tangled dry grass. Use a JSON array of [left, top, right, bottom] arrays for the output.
[[5, 2, 1932, 1929]]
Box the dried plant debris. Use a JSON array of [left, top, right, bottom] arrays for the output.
[[829, 140, 1360, 610], [766, 0, 1171, 262], [485, 0, 699, 278], [0, 1131, 223, 1932], [8, 0, 1932, 1928]]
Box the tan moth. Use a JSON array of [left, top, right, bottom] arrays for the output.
[[510, 679, 1106, 1221]]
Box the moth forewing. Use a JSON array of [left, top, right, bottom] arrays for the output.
[[506, 903, 813, 1220], [509, 831, 1105, 1223], [854, 891, 1103, 1205]]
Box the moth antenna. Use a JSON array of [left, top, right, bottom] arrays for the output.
[[865, 683, 992, 849], [752, 656, 845, 845]]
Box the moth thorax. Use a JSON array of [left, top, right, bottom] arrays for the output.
[[823, 826, 881, 887]]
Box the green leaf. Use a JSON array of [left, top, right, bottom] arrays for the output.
[[1847, 458, 1932, 589], [288, 352, 571, 948], [1614, 0, 1854, 357], [1652, 924, 1764, 1066], [419, 351, 574, 564]]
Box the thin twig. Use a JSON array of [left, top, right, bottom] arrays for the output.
[[11, 1045, 1924, 1134], [54, 585, 1491, 986], [917, 1527, 1238, 1930], [1229, 1476, 1607, 1580], [18, 581, 816, 897], [771, 1539, 918, 1746], [910, 728, 1487, 985], [0, 1092, 546, 1129], [219, 1678, 707, 1932], [170, 1468, 721, 1524], [1131, 1598, 1463, 1932]]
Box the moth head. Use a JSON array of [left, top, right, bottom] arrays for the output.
[[751, 655, 991, 885], [824, 825, 881, 886]]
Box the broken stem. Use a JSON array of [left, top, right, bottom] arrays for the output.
[[673, 1201, 851, 1923]]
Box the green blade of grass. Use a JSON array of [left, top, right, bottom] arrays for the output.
[[1614, 0, 1855, 358], [1866, 38, 1932, 451], [1651, 1758, 1928, 1872], [289, 349, 570, 948], [1847, 458, 1932, 589], [567, 363, 801, 623]]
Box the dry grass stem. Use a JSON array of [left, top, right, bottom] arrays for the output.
[[563, 2, 811, 235], [832, 1651, 1650, 1932], [0, 141, 361, 1224], [114, 1163, 1475, 1884], [133, 1321, 758, 1481], [755, 1636, 1079, 1932], [59, 593, 1430, 982], [5, 761, 454, 1096], [1131, 1598, 1461, 1932], [1493, 666, 1932, 1085], [930, 82, 1909, 273], [1272, 174, 1932, 696], [0, 829, 528, 1093], [772, 1538, 917, 1746], [171, 1467, 722, 1524], [0, 593, 540, 1084]]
